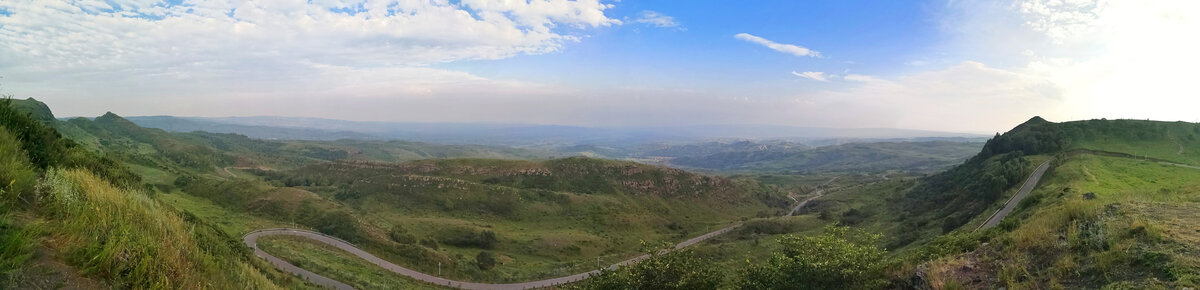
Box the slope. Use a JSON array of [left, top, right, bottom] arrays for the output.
[[895, 117, 1200, 289], [0, 99, 310, 288], [239, 157, 789, 283]]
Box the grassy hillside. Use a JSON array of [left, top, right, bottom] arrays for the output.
[[13, 94, 1198, 289], [0, 99, 310, 288], [669, 140, 981, 174], [237, 157, 788, 283], [634, 117, 1200, 289], [6, 98, 790, 285]]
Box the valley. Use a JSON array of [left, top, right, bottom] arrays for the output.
[[3, 98, 1199, 289]]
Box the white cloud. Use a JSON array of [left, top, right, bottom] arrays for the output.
[[633, 10, 680, 28], [0, 0, 618, 77], [0, 0, 623, 121], [791, 71, 830, 82], [735, 33, 821, 57], [842, 74, 881, 82]]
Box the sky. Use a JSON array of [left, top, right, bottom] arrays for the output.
[[1, 0, 1198, 134]]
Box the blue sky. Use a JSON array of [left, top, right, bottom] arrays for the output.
[[2, 0, 1199, 133], [446, 1, 941, 91]]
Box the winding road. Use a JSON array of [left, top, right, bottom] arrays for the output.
[[977, 160, 1052, 230], [247, 175, 845, 289], [788, 176, 840, 216], [245, 224, 742, 290]]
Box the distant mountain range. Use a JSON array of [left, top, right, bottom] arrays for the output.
[[125, 115, 988, 147]]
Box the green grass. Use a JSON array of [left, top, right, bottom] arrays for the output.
[[39, 168, 288, 288], [1060, 119, 1200, 166], [257, 235, 443, 289], [155, 190, 287, 236], [237, 157, 787, 283], [0, 213, 42, 285], [953, 154, 1200, 288], [670, 141, 982, 174]]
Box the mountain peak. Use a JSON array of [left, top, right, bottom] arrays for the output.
[[7, 97, 56, 122]]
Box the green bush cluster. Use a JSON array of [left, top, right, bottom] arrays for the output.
[[738, 226, 887, 289], [436, 227, 499, 249], [572, 248, 723, 290]]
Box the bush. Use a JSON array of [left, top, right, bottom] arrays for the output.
[[476, 251, 496, 270], [419, 237, 440, 250], [388, 225, 417, 244], [572, 248, 723, 290], [737, 226, 887, 289], [437, 227, 499, 249]]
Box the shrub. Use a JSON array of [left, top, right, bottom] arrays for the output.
[[476, 251, 496, 270], [437, 227, 499, 249], [737, 226, 887, 289], [388, 225, 417, 244], [572, 248, 723, 290]]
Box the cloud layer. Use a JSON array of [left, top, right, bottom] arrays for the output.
[[0, 0, 618, 81]]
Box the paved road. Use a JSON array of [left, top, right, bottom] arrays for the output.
[[977, 160, 1052, 230], [788, 176, 839, 216], [1161, 161, 1200, 171], [246, 224, 742, 290]]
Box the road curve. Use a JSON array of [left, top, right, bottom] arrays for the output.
[[246, 224, 741, 290], [977, 160, 1052, 230], [788, 176, 839, 216]]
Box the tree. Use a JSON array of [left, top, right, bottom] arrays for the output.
[[475, 251, 496, 270], [737, 226, 887, 289]]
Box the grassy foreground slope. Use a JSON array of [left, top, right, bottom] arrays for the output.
[[607, 117, 1200, 289], [904, 118, 1200, 289], [0, 99, 311, 288]]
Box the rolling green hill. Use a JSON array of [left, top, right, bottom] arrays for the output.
[[630, 116, 1200, 289], [669, 140, 982, 174], [241, 157, 789, 283]]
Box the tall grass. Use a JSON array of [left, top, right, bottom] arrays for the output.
[[0, 213, 42, 284], [41, 168, 281, 289], [0, 127, 37, 207]]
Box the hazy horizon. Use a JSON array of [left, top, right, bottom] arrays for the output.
[[3, 0, 1198, 133]]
